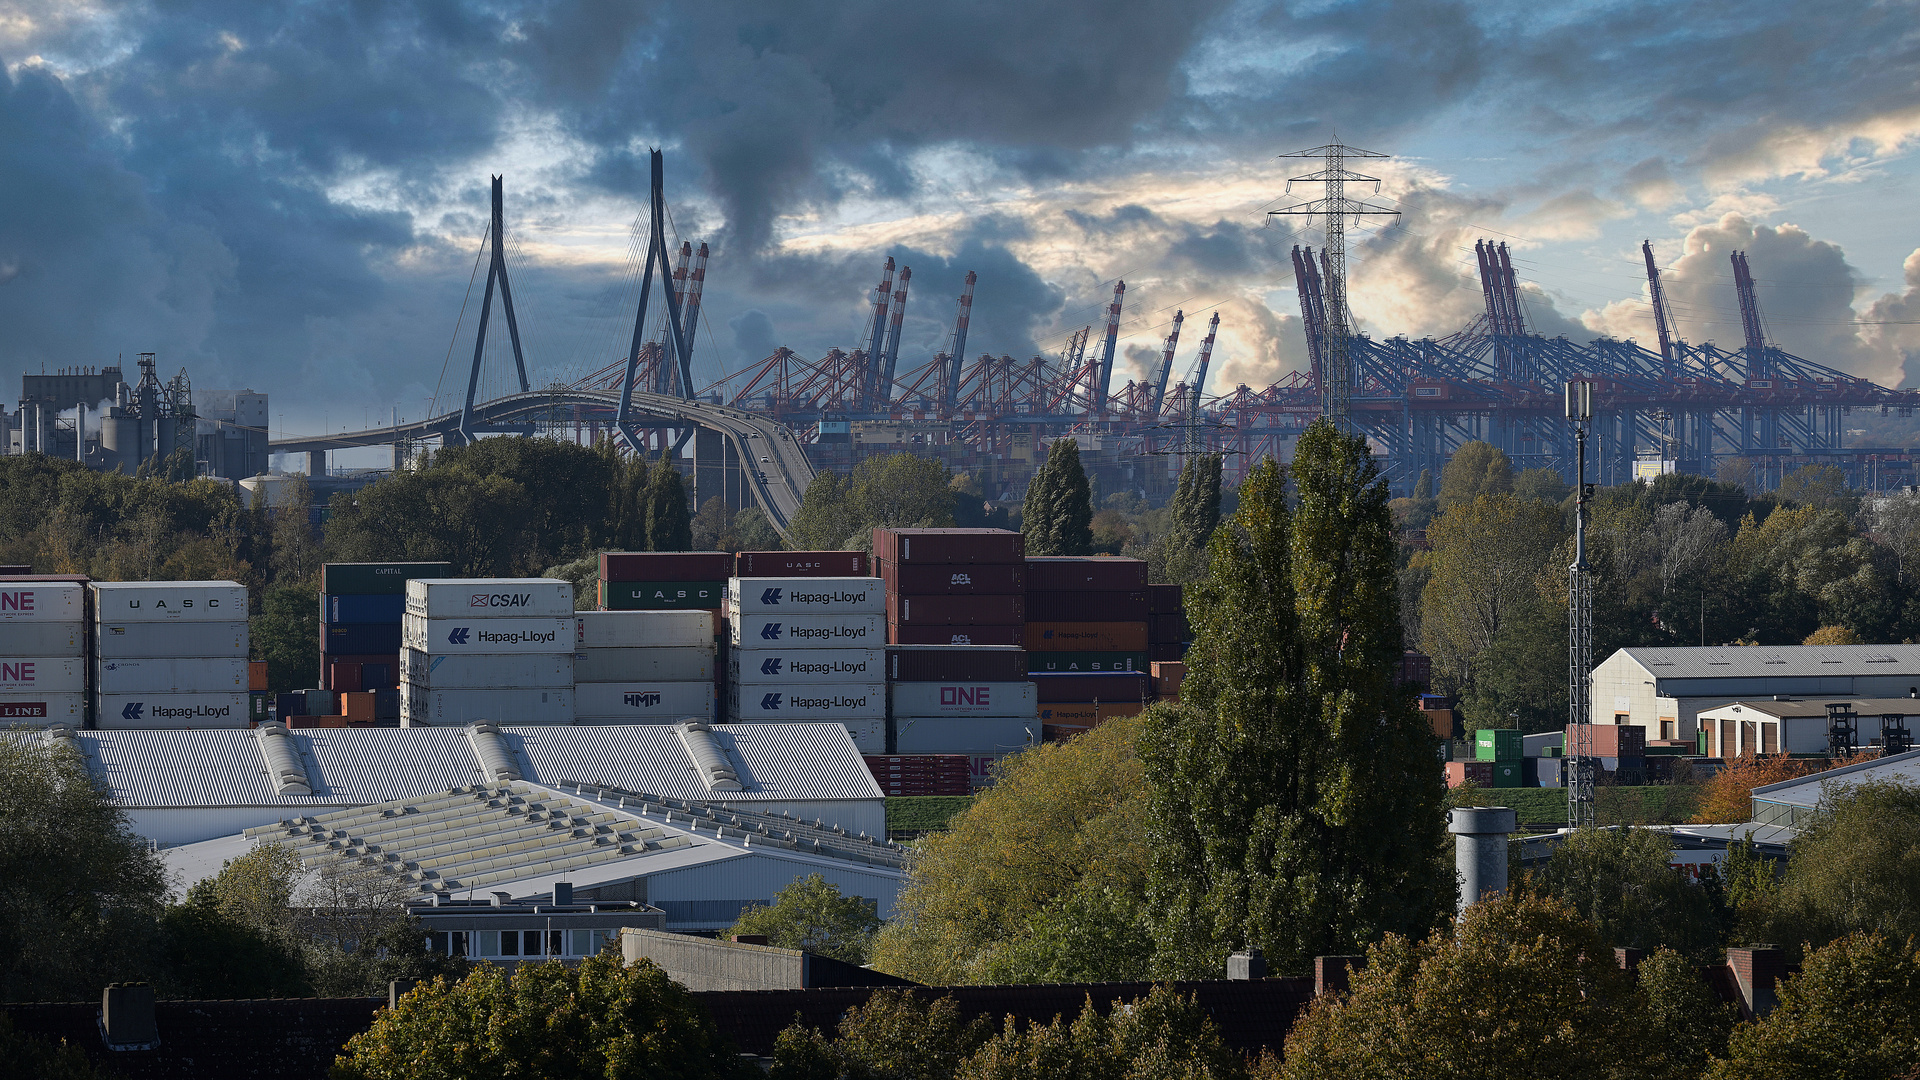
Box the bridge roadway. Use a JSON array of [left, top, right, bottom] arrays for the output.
[[268, 389, 815, 534]]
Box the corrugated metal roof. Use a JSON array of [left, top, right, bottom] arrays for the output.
[[1616, 644, 1920, 681], [1748, 747, 1920, 809]]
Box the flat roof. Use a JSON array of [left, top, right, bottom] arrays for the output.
[[1749, 748, 1920, 810]]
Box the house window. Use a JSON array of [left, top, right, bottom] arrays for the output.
[[478, 931, 502, 957], [566, 930, 612, 957], [1613, 713, 1630, 726]]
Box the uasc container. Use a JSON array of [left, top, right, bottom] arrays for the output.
[[1027, 651, 1145, 674], [96, 621, 248, 659], [736, 551, 868, 577], [728, 577, 885, 614], [599, 581, 726, 610], [406, 578, 573, 619], [92, 581, 246, 622]]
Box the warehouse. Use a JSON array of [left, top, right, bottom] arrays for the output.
[[1743, 747, 1920, 830], [29, 721, 884, 845], [1588, 645, 1920, 742], [1694, 698, 1919, 758]]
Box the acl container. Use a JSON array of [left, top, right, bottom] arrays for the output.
[[573, 681, 716, 722], [728, 577, 884, 615], [887, 624, 1024, 647], [406, 578, 574, 619]]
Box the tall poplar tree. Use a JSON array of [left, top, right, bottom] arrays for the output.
[[1022, 437, 1093, 555], [644, 455, 693, 551], [1139, 419, 1449, 977], [1168, 453, 1223, 568]]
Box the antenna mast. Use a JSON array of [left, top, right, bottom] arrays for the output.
[[1567, 378, 1596, 829]]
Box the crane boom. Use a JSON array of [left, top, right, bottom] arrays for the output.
[[1091, 280, 1126, 414], [1150, 310, 1186, 416], [877, 266, 911, 409], [943, 271, 976, 413], [1641, 240, 1676, 374]]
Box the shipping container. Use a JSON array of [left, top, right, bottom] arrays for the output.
[[889, 681, 1037, 718], [726, 648, 884, 684], [573, 646, 715, 682], [340, 691, 377, 724], [728, 577, 885, 614], [320, 653, 398, 692], [1150, 661, 1186, 696], [401, 615, 575, 654], [0, 656, 84, 693], [599, 580, 726, 610], [406, 578, 574, 619], [1489, 761, 1522, 788], [1029, 673, 1149, 703], [840, 719, 886, 754], [877, 559, 1026, 595], [1148, 642, 1188, 662], [1035, 702, 1146, 724], [0, 693, 85, 725], [321, 562, 454, 596], [728, 613, 885, 650], [1025, 622, 1149, 652], [1147, 584, 1184, 615], [400, 685, 574, 727], [0, 622, 83, 657], [1474, 728, 1524, 762], [303, 689, 337, 716], [886, 594, 1026, 625], [374, 687, 400, 721], [0, 583, 83, 622], [330, 660, 363, 693], [249, 693, 270, 723], [97, 620, 248, 659], [599, 551, 734, 583], [1445, 761, 1494, 788], [575, 610, 715, 648], [1148, 612, 1192, 644], [893, 717, 1034, 756], [401, 648, 575, 688], [887, 624, 1024, 647], [92, 581, 246, 622], [275, 692, 306, 719], [1023, 557, 1148, 591], [95, 657, 248, 693], [573, 681, 717, 721], [885, 645, 1028, 683], [323, 593, 406, 624], [736, 551, 868, 577], [724, 682, 886, 720], [1566, 724, 1648, 757], [94, 692, 249, 729], [1026, 651, 1145, 674], [1527, 757, 1564, 788], [321, 623, 403, 655], [249, 660, 268, 692], [1024, 590, 1148, 623], [873, 528, 1025, 565], [863, 754, 973, 797]]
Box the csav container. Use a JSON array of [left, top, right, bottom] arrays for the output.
[[95, 692, 249, 728], [575, 610, 715, 649], [96, 621, 248, 659], [574, 681, 716, 721], [401, 615, 574, 654], [0, 583, 84, 622], [728, 612, 885, 650], [1023, 557, 1148, 591], [724, 682, 886, 720], [399, 685, 574, 726], [0, 693, 85, 725], [92, 581, 246, 622], [0, 622, 84, 657], [888, 624, 1024, 647], [1025, 591, 1148, 623], [728, 577, 885, 615], [872, 528, 1025, 565], [401, 648, 574, 688], [322, 623, 403, 655], [1026, 651, 1145, 674], [0, 656, 84, 693], [727, 648, 885, 684], [887, 594, 1025, 625], [599, 581, 726, 610], [321, 562, 454, 596], [736, 551, 868, 577], [893, 717, 1034, 756], [96, 657, 248, 693], [406, 578, 574, 619], [877, 560, 1026, 595], [573, 647, 715, 683], [599, 551, 734, 583], [885, 645, 1028, 683], [889, 681, 1038, 718], [323, 593, 406, 624], [1025, 622, 1149, 652]]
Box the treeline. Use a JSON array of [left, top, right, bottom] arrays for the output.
[[786, 452, 1010, 551]]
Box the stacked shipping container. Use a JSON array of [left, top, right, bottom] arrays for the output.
[[1148, 583, 1190, 662], [876, 529, 1027, 647], [0, 577, 87, 726], [886, 644, 1035, 787], [725, 574, 886, 750], [94, 581, 249, 729], [401, 578, 575, 726], [320, 562, 450, 694], [1026, 557, 1151, 740], [600, 551, 732, 717], [573, 610, 716, 722]]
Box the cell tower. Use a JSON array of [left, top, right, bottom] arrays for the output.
[[1567, 378, 1596, 829], [1270, 140, 1398, 424]]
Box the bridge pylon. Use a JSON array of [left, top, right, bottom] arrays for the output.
[[616, 150, 695, 455], [458, 176, 532, 445]]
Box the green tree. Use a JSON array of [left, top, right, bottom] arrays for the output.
[[772, 990, 994, 1080], [1437, 440, 1513, 507], [326, 469, 532, 575], [1527, 827, 1727, 958], [1766, 780, 1920, 952], [691, 496, 738, 551], [1637, 946, 1735, 1078], [271, 473, 321, 585], [1512, 466, 1572, 505], [727, 874, 883, 964], [1163, 453, 1223, 581], [1022, 439, 1092, 556], [1771, 463, 1853, 512], [1459, 593, 1567, 733], [160, 882, 311, 998], [848, 454, 957, 535], [1142, 421, 1448, 978], [733, 507, 784, 552], [1420, 494, 1565, 697], [959, 985, 1248, 1080], [1413, 468, 1434, 500], [1709, 932, 1920, 1080], [252, 581, 321, 694], [788, 470, 859, 552], [644, 457, 694, 552]]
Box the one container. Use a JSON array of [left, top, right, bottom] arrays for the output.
[[323, 593, 407, 624], [401, 648, 575, 688], [0, 582, 84, 621], [728, 613, 885, 650], [1024, 557, 1149, 591], [575, 610, 714, 649], [1473, 729, 1524, 762], [401, 615, 574, 654], [1028, 673, 1149, 703], [736, 551, 868, 577], [1025, 622, 1149, 652], [96, 621, 248, 659], [95, 657, 248, 693], [889, 681, 1038, 718], [1036, 702, 1145, 724], [92, 581, 247, 622], [885, 645, 1028, 683], [1147, 584, 1184, 615], [888, 624, 1024, 647], [599, 552, 734, 583], [877, 561, 1026, 595], [724, 682, 886, 720], [573, 647, 715, 682], [726, 648, 885, 684], [728, 577, 885, 614], [95, 692, 249, 728], [893, 717, 1034, 756], [0, 693, 85, 725], [322, 623, 403, 655], [1027, 651, 1145, 674], [599, 581, 726, 610], [321, 562, 454, 595], [0, 656, 85, 693], [1025, 591, 1148, 623], [872, 528, 1025, 564], [574, 681, 716, 721], [0, 623, 83, 657], [887, 594, 1025, 625], [399, 685, 574, 726], [405, 578, 574, 619]]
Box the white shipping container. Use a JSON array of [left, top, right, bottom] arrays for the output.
[[0, 692, 85, 725], [573, 646, 714, 682], [399, 685, 574, 727], [95, 692, 249, 729], [893, 717, 1035, 756], [0, 622, 83, 657], [95, 657, 248, 693], [725, 681, 886, 720], [401, 614, 574, 654], [727, 577, 885, 614], [96, 620, 248, 659], [575, 610, 714, 649], [889, 681, 1038, 718], [573, 681, 716, 721], [725, 716, 885, 752], [0, 656, 85, 693], [728, 613, 885, 650], [727, 648, 885, 684], [0, 583, 83, 622], [406, 578, 574, 619], [93, 581, 247, 622], [401, 648, 574, 689]]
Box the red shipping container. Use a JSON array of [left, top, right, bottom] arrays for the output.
[[736, 551, 867, 577], [1151, 660, 1186, 697], [1147, 583, 1184, 615], [1567, 724, 1646, 757], [328, 661, 363, 694], [1149, 642, 1188, 662], [878, 559, 1026, 595], [1149, 612, 1192, 644], [1446, 760, 1495, 787], [889, 623, 1025, 646], [599, 551, 734, 582], [1026, 622, 1149, 652], [873, 528, 1024, 564], [1024, 556, 1148, 591], [886, 645, 1029, 682], [888, 594, 1026, 625], [1030, 673, 1149, 703], [1399, 651, 1433, 690], [1026, 590, 1148, 622]]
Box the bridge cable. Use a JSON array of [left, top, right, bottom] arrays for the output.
[[430, 223, 493, 423]]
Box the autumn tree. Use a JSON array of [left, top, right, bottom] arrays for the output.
[[1420, 493, 1564, 699], [1709, 932, 1920, 1080], [1436, 439, 1513, 507], [788, 470, 859, 551], [771, 990, 993, 1080], [1768, 780, 1920, 952], [727, 874, 882, 964], [958, 985, 1248, 1080], [1022, 438, 1093, 556]]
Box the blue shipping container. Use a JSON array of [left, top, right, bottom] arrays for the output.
[[321, 622, 403, 655], [275, 692, 306, 719], [323, 593, 406, 625]]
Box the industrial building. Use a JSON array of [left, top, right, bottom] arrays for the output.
[[7, 354, 267, 479], [1588, 644, 1920, 742], [1695, 698, 1920, 758]]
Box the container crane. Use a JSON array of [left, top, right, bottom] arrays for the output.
[[1150, 310, 1186, 416], [1091, 280, 1126, 415], [943, 271, 976, 414]]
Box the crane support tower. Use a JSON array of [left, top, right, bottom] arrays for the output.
[[1567, 378, 1596, 829], [943, 271, 976, 413]]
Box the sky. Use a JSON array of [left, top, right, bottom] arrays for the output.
[[6, 0, 1920, 450]]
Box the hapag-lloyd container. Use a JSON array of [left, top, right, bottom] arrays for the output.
[[873, 528, 1024, 564], [0, 693, 85, 724], [401, 615, 574, 654], [727, 648, 885, 684], [887, 624, 1024, 647], [406, 578, 574, 619], [95, 692, 248, 729], [1023, 557, 1149, 591], [574, 647, 715, 682], [573, 681, 715, 720], [96, 621, 248, 659], [735, 550, 867, 577], [0, 656, 85, 693], [321, 562, 454, 596], [96, 657, 248, 693], [877, 560, 1026, 595], [400, 648, 574, 688], [887, 594, 1026, 625], [0, 583, 84, 622], [0, 622, 84, 657], [889, 681, 1038, 718], [893, 717, 1034, 756], [727, 577, 884, 615], [885, 645, 1028, 682], [725, 682, 886, 719], [92, 581, 247, 622], [400, 684, 574, 726], [728, 612, 885, 650], [1025, 622, 1150, 652], [575, 610, 714, 648]]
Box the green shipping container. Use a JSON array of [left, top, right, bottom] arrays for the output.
[[1490, 761, 1522, 788], [1026, 651, 1147, 674], [599, 580, 726, 610], [320, 562, 454, 596], [249, 693, 270, 722], [1474, 728, 1524, 762]]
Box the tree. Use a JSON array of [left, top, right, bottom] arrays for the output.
[[727, 874, 883, 964], [252, 581, 321, 694], [1420, 494, 1565, 697], [959, 985, 1248, 1080], [1512, 466, 1572, 505], [1864, 488, 1920, 585], [771, 990, 993, 1080], [271, 473, 322, 585], [691, 496, 738, 551], [1459, 592, 1567, 734], [1803, 625, 1862, 645], [1022, 438, 1092, 556], [1437, 440, 1513, 507], [160, 880, 310, 999], [1636, 946, 1735, 1078], [1163, 453, 1223, 581], [788, 470, 859, 552], [0, 1013, 114, 1080], [1690, 755, 1839, 825], [733, 507, 784, 552], [1709, 932, 1920, 1080], [325, 469, 532, 576], [644, 457, 693, 552], [1526, 827, 1727, 959], [1141, 421, 1448, 979], [331, 953, 753, 1080], [1772, 463, 1853, 512], [848, 453, 957, 535], [1768, 780, 1920, 952]]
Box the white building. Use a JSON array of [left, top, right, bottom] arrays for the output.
[[1694, 698, 1919, 758], [1589, 645, 1920, 743]]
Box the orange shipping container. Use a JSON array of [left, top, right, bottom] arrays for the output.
[[248, 661, 269, 692], [340, 691, 377, 724], [1151, 660, 1185, 698], [1025, 622, 1149, 652], [1036, 701, 1146, 725]]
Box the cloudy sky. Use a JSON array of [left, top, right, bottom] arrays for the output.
[[5, 0, 1920, 446]]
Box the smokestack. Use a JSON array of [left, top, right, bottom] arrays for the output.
[[1449, 806, 1517, 912]]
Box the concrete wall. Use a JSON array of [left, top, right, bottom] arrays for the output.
[[621, 927, 808, 991]]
